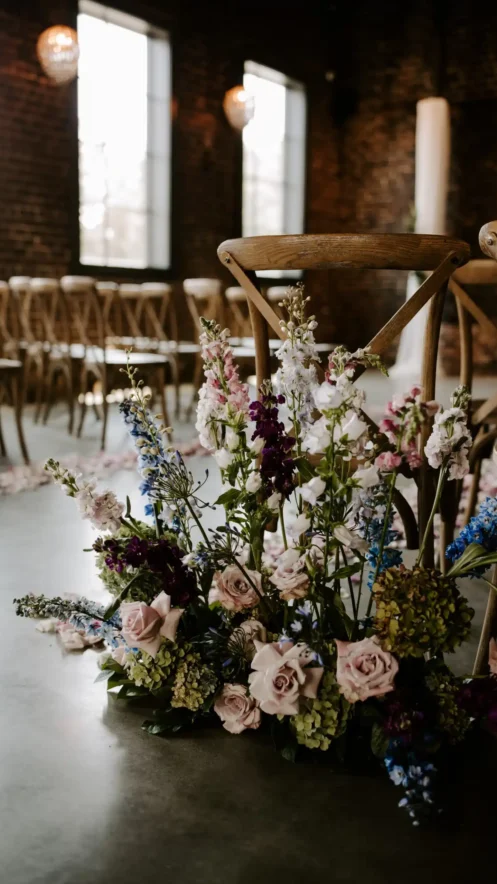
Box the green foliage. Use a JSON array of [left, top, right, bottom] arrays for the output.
[[291, 648, 351, 751]]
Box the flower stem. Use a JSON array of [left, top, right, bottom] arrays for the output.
[[416, 464, 448, 567], [365, 471, 397, 618], [279, 505, 288, 550]]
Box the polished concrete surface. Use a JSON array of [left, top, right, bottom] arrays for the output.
[[1, 381, 497, 882]]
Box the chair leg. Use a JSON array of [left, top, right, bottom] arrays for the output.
[[186, 352, 203, 421], [0, 402, 6, 457], [77, 366, 88, 439], [66, 362, 75, 436], [42, 365, 57, 425], [169, 357, 180, 420], [157, 367, 170, 437], [463, 461, 482, 526], [100, 383, 109, 451], [11, 373, 30, 465], [33, 357, 46, 424]]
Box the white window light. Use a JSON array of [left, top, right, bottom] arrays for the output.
[[242, 60, 306, 278], [77, 1, 171, 270]]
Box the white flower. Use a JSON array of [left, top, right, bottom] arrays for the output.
[[288, 513, 311, 538], [246, 472, 262, 493], [279, 546, 301, 568], [303, 416, 331, 454], [340, 411, 368, 442], [248, 436, 264, 455], [35, 618, 58, 633], [352, 464, 380, 489], [214, 448, 234, 469], [266, 490, 282, 512], [226, 428, 241, 451], [333, 524, 368, 554], [300, 476, 326, 506], [181, 552, 197, 567], [313, 382, 344, 412], [75, 486, 124, 533]]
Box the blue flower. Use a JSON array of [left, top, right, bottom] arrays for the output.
[[446, 496, 497, 575]]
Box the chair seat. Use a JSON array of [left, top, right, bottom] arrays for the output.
[[157, 340, 200, 355], [0, 358, 22, 370]]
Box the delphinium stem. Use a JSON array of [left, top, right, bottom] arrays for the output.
[[365, 471, 397, 619], [416, 464, 448, 567]]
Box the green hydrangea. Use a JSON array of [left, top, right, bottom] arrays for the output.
[[125, 639, 182, 690], [426, 670, 472, 744], [373, 566, 474, 658], [291, 664, 350, 752], [172, 652, 218, 711]]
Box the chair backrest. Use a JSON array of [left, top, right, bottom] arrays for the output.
[[96, 282, 120, 341], [183, 278, 223, 338], [0, 281, 16, 357], [225, 286, 252, 338], [218, 232, 470, 563], [9, 276, 42, 345], [60, 275, 104, 353], [30, 278, 69, 349]]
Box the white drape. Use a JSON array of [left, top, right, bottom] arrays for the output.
[[391, 97, 450, 379]]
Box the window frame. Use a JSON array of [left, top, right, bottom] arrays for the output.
[[74, 0, 173, 278], [241, 60, 307, 280]]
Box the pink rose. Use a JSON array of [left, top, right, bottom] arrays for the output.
[[375, 451, 402, 472], [214, 684, 261, 734], [248, 640, 323, 715], [120, 592, 184, 658], [56, 622, 103, 651], [209, 565, 262, 612], [335, 637, 398, 703], [269, 559, 309, 601], [489, 638, 497, 676]]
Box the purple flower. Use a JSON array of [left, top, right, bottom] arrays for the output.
[[249, 391, 295, 499]]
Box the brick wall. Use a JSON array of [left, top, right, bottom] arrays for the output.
[[1, 0, 497, 361]]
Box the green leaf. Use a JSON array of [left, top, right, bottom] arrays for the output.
[[141, 707, 194, 736], [294, 457, 315, 483], [371, 721, 389, 759], [214, 488, 242, 508], [329, 562, 362, 581]]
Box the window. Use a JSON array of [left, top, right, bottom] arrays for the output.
[[242, 61, 306, 268], [77, 1, 171, 269]]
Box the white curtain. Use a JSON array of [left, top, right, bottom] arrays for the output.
[[391, 97, 450, 379]]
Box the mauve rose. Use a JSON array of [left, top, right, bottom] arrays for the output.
[[214, 684, 261, 734], [209, 565, 262, 612], [489, 638, 497, 675], [248, 640, 323, 715], [335, 637, 398, 703], [269, 558, 309, 601], [120, 592, 184, 658], [375, 451, 402, 472]]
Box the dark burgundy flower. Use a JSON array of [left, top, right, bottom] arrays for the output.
[[249, 390, 295, 499]]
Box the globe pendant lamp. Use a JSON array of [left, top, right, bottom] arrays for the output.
[[37, 25, 79, 84], [223, 86, 255, 130]]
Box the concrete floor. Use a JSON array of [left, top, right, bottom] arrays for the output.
[[1, 379, 497, 883]]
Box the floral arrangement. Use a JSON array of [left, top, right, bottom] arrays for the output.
[[15, 286, 497, 826]]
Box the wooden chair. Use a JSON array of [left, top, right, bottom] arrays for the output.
[[0, 280, 29, 463], [60, 276, 172, 450], [183, 278, 223, 419], [8, 275, 47, 423], [218, 233, 470, 565]]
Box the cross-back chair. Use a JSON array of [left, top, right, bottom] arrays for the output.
[[218, 233, 470, 566], [60, 276, 172, 450], [0, 279, 29, 463]]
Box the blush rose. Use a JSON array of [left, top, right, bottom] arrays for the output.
[[209, 565, 263, 612], [214, 684, 261, 734], [248, 640, 323, 715], [120, 592, 184, 658], [335, 636, 398, 702]]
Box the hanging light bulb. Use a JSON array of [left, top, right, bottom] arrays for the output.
[[37, 26, 79, 84], [223, 86, 255, 130]]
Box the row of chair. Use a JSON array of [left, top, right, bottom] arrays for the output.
[[0, 274, 314, 456]]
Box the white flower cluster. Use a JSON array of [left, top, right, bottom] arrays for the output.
[[424, 404, 471, 480], [75, 480, 125, 533]]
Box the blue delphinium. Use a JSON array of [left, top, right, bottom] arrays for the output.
[[446, 496, 497, 576], [120, 399, 171, 508], [384, 745, 437, 826], [357, 484, 402, 588]]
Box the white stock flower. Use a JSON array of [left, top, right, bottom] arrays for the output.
[[288, 513, 311, 538], [248, 436, 264, 455], [300, 476, 326, 506], [226, 428, 241, 451], [352, 464, 380, 489], [266, 490, 282, 512], [214, 448, 234, 469], [303, 416, 331, 454], [333, 524, 369, 554], [75, 486, 124, 533], [340, 411, 368, 442], [279, 547, 301, 568], [313, 382, 344, 412], [246, 472, 262, 493]]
